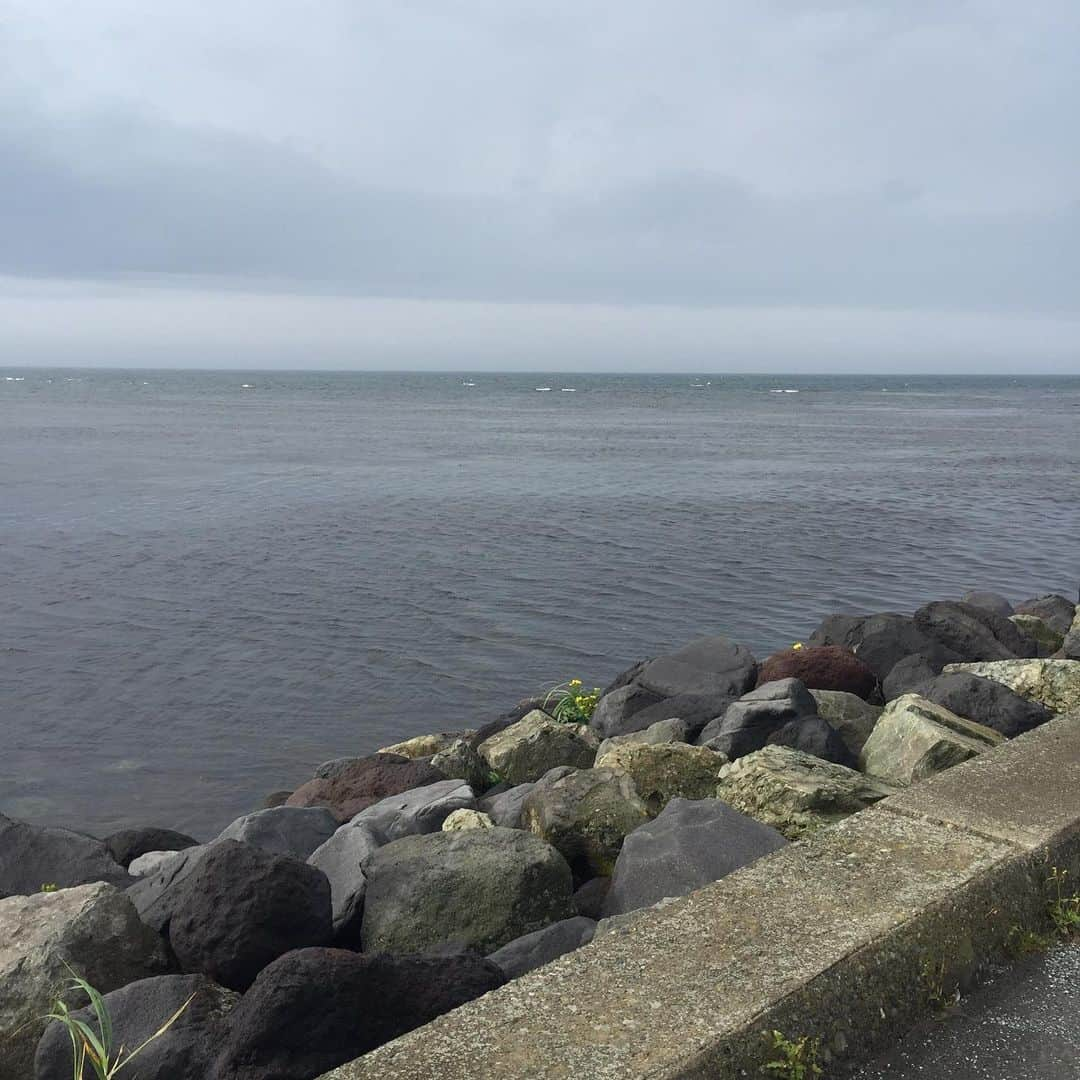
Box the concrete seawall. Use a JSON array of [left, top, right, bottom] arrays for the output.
[[320, 712, 1080, 1079]]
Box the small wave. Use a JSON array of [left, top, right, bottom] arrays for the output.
[[241, 384, 255, 389], [560, 388, 576, 392], [535, 387, 552, 392]]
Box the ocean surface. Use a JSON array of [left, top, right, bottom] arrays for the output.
[[2, 369, 1078, 838]]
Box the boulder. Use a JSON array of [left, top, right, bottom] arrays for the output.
[[808, 689, 882, 757], [104, 827, 200, 870], [486, 917, 596, 981], [1009, 614, 1064, 657], [911, 671, 1054, 738], [634, 635, 758, 699], [716, 745, 898, 839], [756, 645, 877, 700], [215, 806, 339, 860], [572, 876, 612, 920], [429, 738, 491, 790], [942, 659, 1080, 714], [349, 780, 475, 844], [1065, 610, 1080, 661], [602, 798, 787, 917], [477, 781, 537, 829], [960, 590, 1014, 617], [0, 884, 171, 1080], [36, 974, 237, 1080], [521, 767, 650, 879], [287, 754, 446, 821], [441, 808, 494, 831], [377, 732, 469, 758], [360, 828, 574, 955], [477, 710, 598, 785], [1014, 594, 1077, 636], [209, 948, 504, 1080], [882, 654, 941, 700], [912, 600, 1035, 662], [595, 716, 694, 760], [0, 815, 130, 896], [859, 694, 1004, 786], [588, 683, 667, 740], [599, 658, 651, 696], [307, 824, 382, 942], [765, 714, 855, 766], [594, 742, 728, 816], [126, 845, 210, 934], [808, 612, 960, 681], [129, 849, 194, 878], [600, 692, 737, 741], [167, 840, 332, 991]]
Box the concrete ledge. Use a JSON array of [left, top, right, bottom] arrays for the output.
[[320, 714, 1080, 1079]]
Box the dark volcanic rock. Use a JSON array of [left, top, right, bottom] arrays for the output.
[[765, 714, 855, 767], [573, 876, 612, 920], [913, 600, 1036, 662], [1014, 594, 1077, 636], [210, 948, 505, 1080], [808, 612, 961, 681], [960, 590, 1014, 617], [36, 974, 238, 1080], [104, 828, 200, 870], [286, 754, 446, 821], [882, 654, 941, 700], [588, 682, 667, 739], [603, 798, 787, 917], [0, 814, 129, 896], [600, 659, 651, 696], [487, 917, 596, 981], [167, 840, 332, 991], [216, 807, 338, 860], [635, 636, 758, 699], [756, 645, 877, 700], [697, 678, 818, 760], [126, 845, 210, 934], [911, 672, 1054, 738]]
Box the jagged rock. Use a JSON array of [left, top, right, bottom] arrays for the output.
[[209, 948, 504, 1080], [429, 739, 491, 790], [0, 814, 129, 896], [859, 693, 1004, 786], [487, 917, 596, 980], [377, 732, 469, 758], [1010, 615, 1064, 657], [287, 754, 446, 821], [716, 745, 898, 839], [594, 742, 728, 816], [441, 808, 495, 831], [307, 824, 382, 942], [36, 974, 237, 1080], [960, 590, 1015, 617], [0, 884, 171, 1080], [104, 827, 199, 870], [913, 600, 1035, 662], [360, 827, 574, 954], [808, 612, 960, 681], [521, 767, 650, 878], [596, 716, 694, 760], [943, 659, 1080, 714], [349, 780, 475, 844], [911, 672, 1054, 738], [757, 645, 877, 700], [215, 806, 339, 860], [809, 689, 882, 757], [1014, 594, 1077, 636], [167, 840, 332, 991], [602, 798, 787, 917], [477, 710, 598, 784], [882, 654, 941, 700]]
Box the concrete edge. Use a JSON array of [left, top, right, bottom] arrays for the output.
[[319, 712, 1080, 1079]]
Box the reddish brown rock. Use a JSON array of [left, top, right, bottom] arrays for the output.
[[286, 754, 446, 822], [756, 645, 877, 700]]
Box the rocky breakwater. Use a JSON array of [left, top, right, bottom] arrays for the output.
[[2, 589, 1078, 1080]]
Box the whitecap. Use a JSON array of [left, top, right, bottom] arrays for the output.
[[560, 387, 576, 392], [535, 387, 552, 392]]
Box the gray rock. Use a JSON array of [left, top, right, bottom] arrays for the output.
[[478, 711, 598, 785], [349, 780, 475, 844], [35, 974, 237, 1080], [942, 659, 1080, 714], [765, 714, 854, 767], [882, 654, 941, 700], [360, 827, 574, 955], [594, 741, 728, 816], [1014, 594, 1077, 636], [215, 806, 339, 859], [478, 782, 536, 829], [1009, 614, 1064, 657], [960, 590, 1015, 617], [596, 716, 694, 760], [572, 876, 611, 920], [588, 683, 666, 740], [0, 814, 129, 896], [307, 824, 382, 941], [126, 845, 211, 934], [809, 612, 960, 681], [521, 767, 650, 878], [486, 916, 596, 980], [602, 798, 787, 917], [808, 689, 882, 757], [0, 884, 171, 1080], [635, 635, 757, 699], [911, 671, 1054, 738], [104, 827, 199, 870], [1065, 609, 1080, 661], [429, 739, 491, 790], [595, 691, 736, 741], [696, 678, 820, 759], [913, 600, 1036, 662], [129, 848, 195, 878]]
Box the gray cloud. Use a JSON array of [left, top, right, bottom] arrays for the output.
[[1, 1, 1078, 367]]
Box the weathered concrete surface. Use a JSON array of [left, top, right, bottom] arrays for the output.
[[320, 714, 1080, 1080]]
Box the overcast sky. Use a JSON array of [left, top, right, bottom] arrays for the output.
[[2, 1, 1078, 371]]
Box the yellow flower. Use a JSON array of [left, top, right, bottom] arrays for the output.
[[792, 642, 804, 651], [569, 678, 582, 687]]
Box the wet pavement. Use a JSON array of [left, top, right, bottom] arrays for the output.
[[853, 943, 1080, 1078]]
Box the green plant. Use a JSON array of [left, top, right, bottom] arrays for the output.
[[761, 1030, 822, 1078], [41, 883, 59, 893], [45, 971, 193, 1079], [1006, 924, 1051, 957], [1047, 866, 1080, 938], [920, 957, 958, 1013], [543, 679, 600, 724]]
